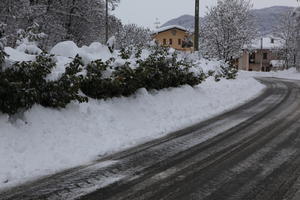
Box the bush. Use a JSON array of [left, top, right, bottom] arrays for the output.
[[0, 54, 55, 114], [119, 47, 132, 60], [39, 55, 88, 108], [0, 54, 87, 115], [135, 49, 205, 90], [215, 65, 238, 82], [81, 46, 206, 99], [0, 50, 7, 71], [0, 43, 236, 115], [81, 59, 124, 99], [0, 22, 7, 71]]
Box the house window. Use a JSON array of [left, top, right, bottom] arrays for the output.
[[169, 38, 173, 45], [178, 39, 182, 45], [249, 53, 255, 64], [263, 53, 268, 60], [271, 38, 274, 44], [249, 69, 253, 71], [163, 39, 167, 45]]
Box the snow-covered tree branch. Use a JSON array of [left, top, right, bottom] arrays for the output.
[[292, 7, 300, 71], [115, 24, 151, 49], [274, 12, 298, 69], [200, 0, 257, 61]]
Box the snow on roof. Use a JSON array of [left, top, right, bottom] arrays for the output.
[[152, 25, 189, 35], [244, 36, 283, 50], [270, 60, 285, 67]]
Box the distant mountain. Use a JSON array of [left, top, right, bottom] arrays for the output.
[[162, 15, 195, 30], [161, 6, 295, 36], [251, 6, 294, 35]]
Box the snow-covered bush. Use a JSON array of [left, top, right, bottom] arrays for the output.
[[0, 38, 237, 115], [119, 46, 133, 60], [135, 46, 206, 90], [0, 54, 55, 114], [16, 22, 47, 55], [215, 65, 238, 82], [38, 55, 88, 108], [81, 45, 206, 99], [81, 58, 125, 99], [0, 54, 87, 115], [107, 36, 116, 53]]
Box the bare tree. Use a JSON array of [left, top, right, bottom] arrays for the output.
[[0, 0, 122, 48], [274, 12, 297, 69], [200, 0, 257, 61], [115, 24, 151, 49], [293, 6, 300, 71]]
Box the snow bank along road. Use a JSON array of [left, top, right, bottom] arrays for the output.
[[2, 77, 300, 200]]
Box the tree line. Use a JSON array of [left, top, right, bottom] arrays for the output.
[[0, 0, 298, 69], [0, 0, 151, 50]]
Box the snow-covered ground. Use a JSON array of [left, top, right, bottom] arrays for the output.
[[239, 68, 300, 80], [0, 74, 265, 190], [2, 40, 300, 191]]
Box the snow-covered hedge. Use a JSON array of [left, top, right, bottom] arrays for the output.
[[0, 54, 87, 115], [81, 46, 207, 99], [0, 41, 237, 115]]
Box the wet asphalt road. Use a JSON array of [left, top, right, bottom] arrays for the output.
[[1, 77, 300, 200]]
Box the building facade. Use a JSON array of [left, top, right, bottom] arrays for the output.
[[151, 25, 194, 52], [238, 37, 284, 71]]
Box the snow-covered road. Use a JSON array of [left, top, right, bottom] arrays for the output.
[[0, 74, 265, 190], [2, 77, 300, 200]]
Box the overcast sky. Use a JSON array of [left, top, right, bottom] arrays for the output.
[[113, 0, 300, 29]]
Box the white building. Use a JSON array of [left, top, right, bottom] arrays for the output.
[[238, 36, 284, 71]]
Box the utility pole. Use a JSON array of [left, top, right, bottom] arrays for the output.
[[194, 0, 200, 51], [260, 37, 263, 71], [105, 0, 109, 43]]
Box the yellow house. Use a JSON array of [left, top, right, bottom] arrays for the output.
[[151, 25, 194, 52]]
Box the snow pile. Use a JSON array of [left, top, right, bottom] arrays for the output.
[[50, 41, 113, 62], [270, 60, 285, 68], [79, 42, 113, 64], [0, 75, 265, 189], [46, 56, 73, 81], [4, 47, 36, 62], [239, 68, 300, 80], [106, 36, 116, 50], [16, 43, 42, 55], [48, 41, 228, 81], [47, 41, 114, 80], [50, 41, 80, 58]]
